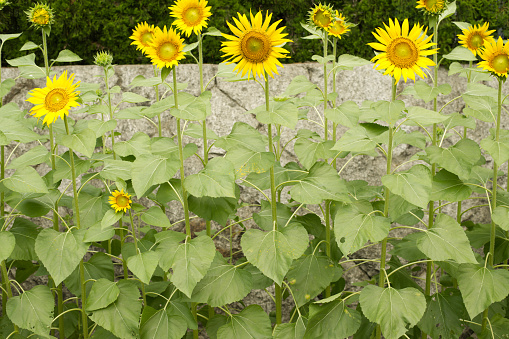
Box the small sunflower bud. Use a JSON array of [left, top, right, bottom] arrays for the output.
[[94, 51, 114, 68], [0, 0, 11, 11], [25, 3, 54, 29]]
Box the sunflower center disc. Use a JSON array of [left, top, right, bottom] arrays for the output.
[[141, 32, 153, 44], [492, 54, 509, 73], [184, 7, 201, 25], [388, 38, 418, 68], [241, 32, 271, 62], [45, 89, 68, 112], [116, 196, 129, 207], [314, 9, 331, 28], [470, 34, 484, 49], [159, 42, 177, 61]]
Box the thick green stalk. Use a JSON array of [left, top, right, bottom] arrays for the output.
[[153, 65, 162, 137], [1, 260, 18, 333], [129, 210, 147, 306], [104, 66, 116, 160], [323, 32, 329, 141], [332, 37, 338, 150]]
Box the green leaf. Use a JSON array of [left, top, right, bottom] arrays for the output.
[[101, 209, 122, 228], [417, 289, 468, 339], [462, 95, 497, 123], [0, 231, 15, 262], [53, 49, 82, 63], [294, 139, 337, 170], [324, 101, 361, 128], [129, 75, 161, 88], [456, 263, 509, 319], [0, 119, 45, 143], [273, 317, 306, 339], [334, 201, 391, 255], [481, 135, 509, 166], [360, 285, 426, 339], [290, 162, 350, 205], [241, 223, 308, 284], [492, 206, 509, 231], [426, 138, 481, 180], [0, 33, 22, 42], [402, 80, 451, 103], [370, 100, 405, 126], [216, 305, 272, 339], [253, 200, 293, 231], [85, 279, 120, 312], [121, 92, 149, 103], [215, 122, 266, 152], [382, 164, 432, 209], [246, 162, 306, 191], [9, 218, 41, 260], [101, 159, 132, 181], [0, 78, 15, 99], [431, 169, 472, 202], [443, 46, 478, 61], [286, 254, 337, 307], [131, 154, 179, 197], [35, 228, 89, 285], [406, 106, 449, 126], [191, 252, 252, 307], [304, 299, 361, 339], [113, 132, 151, 157], [65, 252, 114, 297], [89, 280, 142, 339], [141, 206, 172, 228], [76, 193, 107, 228], [283, 75, 317, 96], [4, 166, 48, 194], [84, 222, 115, 243], [7, 145, 50, 170], [204, 26, 222, 36], [225, 146, 275, 179], [479, 313, 509, 339], [250, 100, 299, 129], [157, 235, 216, 297], [188, 195, 238, 226], [6, 285, 54, 337], [140, 306, 187, 339], [126, 251, 159, 285], [170, 93, 208, 121], [185, 158, 236, 198], [184, 122, 219, 140], [59, 128, 96, 157], [332, 127, 377, 155], [335, 54, 371, 70], [53, 151, 91, 182], [87, 119, 117, 138], [6, 53, 37, 67], [412, 214, 476, 263]]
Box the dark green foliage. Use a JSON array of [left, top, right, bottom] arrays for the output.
[[0, 0, 507, 66]]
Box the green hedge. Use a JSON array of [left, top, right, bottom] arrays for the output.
[[0, 0, 507, 66]]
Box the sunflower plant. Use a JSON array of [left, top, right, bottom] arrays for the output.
[[2, 1, 509, 339]]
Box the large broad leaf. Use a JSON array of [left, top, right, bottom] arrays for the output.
[[406, 106, 449, 126], [141, 206, 172, 228], [6, 285, 54, 338], [412, 214, 477, 263], [0, 118, 44, 143], [417, 289, 468, 339], [185, 158, 236, 198], [157, 235, 216, 297], [382, 164, 432, 209], [479, 313, 509, 339], [335, 54, 371, 70], [7, 145, 50, 170], [492, 206, 509, 231], [304, 299, 361, 339], [76, 193, 107, 229], [127, 251, 159, 285], [431, 169, 472, 202], [369, 100, 405, 126], [58, 128, 96, 158], [481, 129, 509, 166], [9, 218, 41, 260], [131, 154, 179, 197], [286, 254, 337, 307], [3, 166, 49, 194], [53, 49, 82, 62], [139, 306, 187, 339], [241, 223, 308, 284], [191, 252, 252, 307], [113, 132, 151, 157], [324, 101, 361, 128], [283, 75, 317, 96], [64, 252, 114, 297], [334, 201, 390, 255], [0, 231, 15, 262], [215, 122, 266, 152], [85, 279, 120, 312], [89, 280, 142, 339], [87, 119, 118, 138], [426, 138, 481, 180], [273, 317, 306, 339], [332, 127, 378, 155], [443, 46, 478, 61], [360, 285, 426, 339], [101, 159, 133, 181], [253, 200, 293, 231], [250, 100, 299, 129], [188, 195, 238, 226], [170, 93, 208, 121], [245, 162, 306, 191], [216, 305, 272, 339], [294, 138, 337, 170], [402, 80, 452, 103], [290, 162, 350, 205], [35, 228, 89, 285], [456, 263, 509, 319], [462, 95, 497, 123], [225, 146, 275, 179]]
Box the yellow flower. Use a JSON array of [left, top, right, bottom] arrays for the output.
[[326, 11, 351, 39], [367, 18, 438, 83], [478, 37, 509, 78], [221, 11, 292, 79], [130, 22, 156, 54], [169, 0, 212, 37], [145, 26, 186, 69], [415, 0, 447, 15], [458, 22, 496, 56], [309, 3, 334, 30], [25, 2, 54, 28], [109, 189, 132, 213], [26, 71, 80, 126]]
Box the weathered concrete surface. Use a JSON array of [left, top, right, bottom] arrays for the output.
[[1, 62, 508, 330]]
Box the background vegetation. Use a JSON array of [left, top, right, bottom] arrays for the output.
[[1, 0, 508, 66]]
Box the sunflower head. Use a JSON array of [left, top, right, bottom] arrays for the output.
[[26, 71, 80, 126], [221, 11, 292, 79], [308, 3, 334, 30], [94, 51, 113, 68], [130, 22, 156, 54], [415, 0, 447, 15], [326, 11, 352, 39], [367, 18, 438, 83], [169, 0, 212, 37], [145, 26, 186, 69], [478, 37, 509, 79], [109, 189, 132, 213], [25, 2, 54, 29], [458, 22, 496, 56]]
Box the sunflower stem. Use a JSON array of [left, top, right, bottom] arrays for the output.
[[104, 65, 116, 159], [323, 32, 329, 141], [1, 260, 18, 333], [153, 65, 162, 137]]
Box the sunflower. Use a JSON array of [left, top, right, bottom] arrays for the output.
[[130, 22, 156, 54], [109, 189, 132, 213], [26, 71, 80, 126], [221, 11, 292, 79], [367, 18, 438, 83], [308, 3, 335, 30], [25, 2, 54, 28], [458, 22, 496, 56], [326, 11, 351, 39], [478, 37, 509, 78], [169, 0, 212, 37], [145, 26, 186, 69], [415, 0, 447, 15]]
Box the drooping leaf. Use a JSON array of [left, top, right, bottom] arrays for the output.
[[121, 92, 149, 104], [7, 145, 50, 170], [294, 138, 337, 170], [250, 100, 299, 129], [406, 106, 449, 126], [113, 132, 151, 157], [84, 222, 115, 243], [141, 206, 172, 228], [0, 231, 15, 262], [185, 158, 236, 198], [188, 195, 238, 226], [64, 252, 114, 297], [443, 46, 478, 61], [58, 128, 96, 158], [101, 159, 133, 181], [53, 49, 82, 63], [127, 251, 159, 285], [4, 166, 49, 194], [431, 169, 472, 202], [139, 306, 187, 339], [304, 299, 361, 339], [382, 164, 432, 209], [215, 122, 266, 152], [9, 218, 41, 261], [225, 146, 275, 179], [332, 126, 378, 155], [87, 119, 118, 138], [324, 101, 361, 128], [131, 154, 179, 197], [273, 317, 306, 339], [253, 200, 293, 231], [216, 305, 272, 339], [283, 75, 317, 96], [85, 279, 120, 312]]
